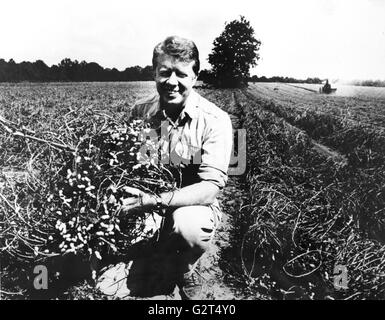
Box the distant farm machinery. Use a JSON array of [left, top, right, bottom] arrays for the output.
[[319, 79, 337, 94]]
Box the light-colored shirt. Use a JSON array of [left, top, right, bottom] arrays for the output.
[[129, 89, 233, 190]]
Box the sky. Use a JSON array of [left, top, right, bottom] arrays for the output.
[[1, 0, 385, 81]]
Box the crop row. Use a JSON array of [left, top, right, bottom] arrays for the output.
[[212, 88, 385, 299]]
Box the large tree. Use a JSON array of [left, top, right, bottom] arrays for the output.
[[208, 16, 261, 88]]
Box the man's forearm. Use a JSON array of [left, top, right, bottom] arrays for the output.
[[143, 181, 219, 209]]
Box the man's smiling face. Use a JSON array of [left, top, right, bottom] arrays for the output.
[[154, 54, 197, 109]]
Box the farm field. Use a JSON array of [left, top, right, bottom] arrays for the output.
[[0, 82, 384, 300], [290, 83, 385, 99], [247, 83, 385, 129]]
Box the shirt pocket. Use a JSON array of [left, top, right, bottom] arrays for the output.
[[172, 139, 201, 165]]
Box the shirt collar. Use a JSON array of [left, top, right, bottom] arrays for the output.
[[182, 89, 199, 120], [155, 89, 199, 121]]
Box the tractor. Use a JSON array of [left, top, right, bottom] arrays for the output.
[[319, 79, 337, 94]]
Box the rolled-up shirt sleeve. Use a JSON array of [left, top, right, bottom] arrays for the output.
[[198, 113, 233, 189]]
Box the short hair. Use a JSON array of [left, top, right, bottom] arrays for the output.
[[152, 36, 200, 75]]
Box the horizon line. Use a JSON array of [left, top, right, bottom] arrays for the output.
[[1, 57, 385, 83]]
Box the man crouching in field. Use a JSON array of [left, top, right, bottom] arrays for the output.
[[121, 36, 233, 300]]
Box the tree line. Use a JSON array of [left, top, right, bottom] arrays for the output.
[[249, 75, 322, 84], [0, 56, 324, 85], [349, 80, 385, 88], [198, 70, 322, 85], [0, 58, 154, 82]]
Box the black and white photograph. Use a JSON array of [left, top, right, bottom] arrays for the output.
[[0, 0, 385, 303]]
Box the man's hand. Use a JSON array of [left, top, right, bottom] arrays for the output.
[[120, 186, 155, 213]]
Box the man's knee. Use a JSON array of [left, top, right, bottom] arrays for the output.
[[171, 206, 216, 252]]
